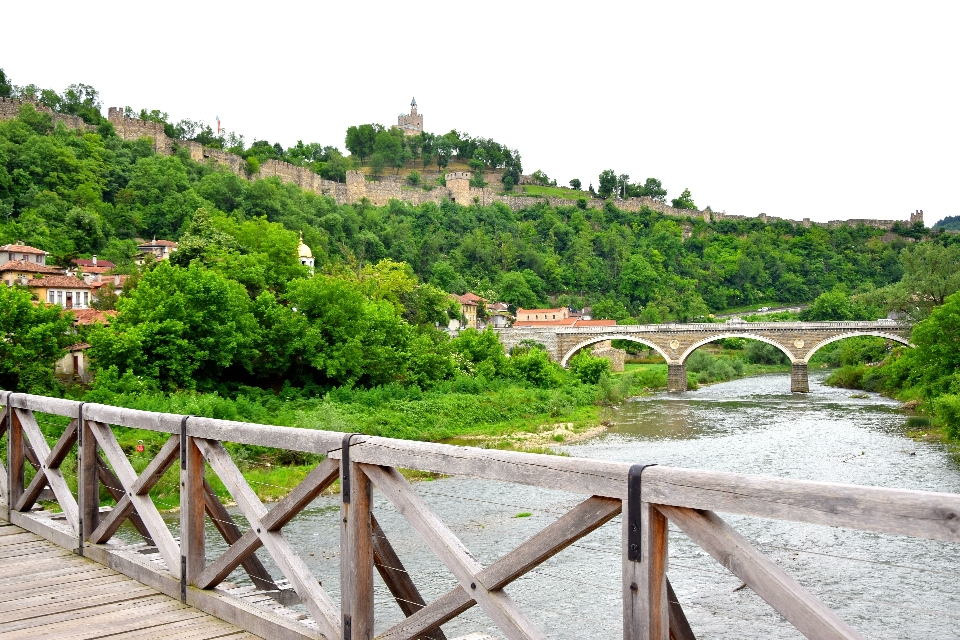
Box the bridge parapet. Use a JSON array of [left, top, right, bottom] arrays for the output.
[[497, 321, 912, 392]]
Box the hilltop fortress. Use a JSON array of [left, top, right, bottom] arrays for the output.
[[0, 96, 924, 230]]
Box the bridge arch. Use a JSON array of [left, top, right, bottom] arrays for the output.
[[559, 335, 671, 367], [801, 331, 912, 364], [679, 333, 796, 364]]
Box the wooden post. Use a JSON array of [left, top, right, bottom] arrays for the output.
[[624, 500, 669, 640], [181, 435, 206, 590], [341, 459, 374, 639], [7, 405, 23, 521], [79, 417, 99, 545]]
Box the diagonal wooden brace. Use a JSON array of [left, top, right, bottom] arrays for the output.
[[194, 438, 341, 640], [361, 463, 549, 640], [202, 476, 275, 590], [14, 409, 79, 534], [371, 513, 447, 640], [88, 435, 180, 545], [194, 455, 339, 590], [376, 493, 621, 640], [658, 505, 864, 640], [16, 419, 77, 511], [89, 422, 182, 579]]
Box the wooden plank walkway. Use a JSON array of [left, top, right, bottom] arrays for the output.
[[0, 521, 261, 640]]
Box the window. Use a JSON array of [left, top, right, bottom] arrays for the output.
[[552, 314, 556, 319], [83, 291, 89, 306], [56, 291, 62, 305], [49, 291, 55, 303]]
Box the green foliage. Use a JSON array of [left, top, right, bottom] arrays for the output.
[[800, 286, 879, 321], [0, 285, 74, 393], [933, 394, 960, 440], [670, 188, 696, 210], [744, 341, 789, 365], [598, 169, 617, 198], [89, 261, 258, 390], [569, 178, 582, 191], [569, 351, 611, 384], [406, 170, 421, 186]]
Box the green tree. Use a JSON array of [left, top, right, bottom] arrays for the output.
[[0, 68, 11, 98], [598, 169, 617, 199], [89, 261, 258, 390], [345, 124, 382, 165], [0, 285, 74, 393], [286, 275, 411, 387], [569, 178, 582, 191], [869, 242, 960, 319], [671, 188, 697, 210]]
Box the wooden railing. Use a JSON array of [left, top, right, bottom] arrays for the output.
[[2, 390, 959, 639]]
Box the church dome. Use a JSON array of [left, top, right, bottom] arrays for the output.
[[298, 233, 313, 259]]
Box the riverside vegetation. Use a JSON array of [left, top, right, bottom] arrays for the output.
[[2, 72, 960, 502]]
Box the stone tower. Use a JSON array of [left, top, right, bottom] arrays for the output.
[[910, 209, 924, 225], [397, 98, 423, 136], [446, 172, 471, 202]]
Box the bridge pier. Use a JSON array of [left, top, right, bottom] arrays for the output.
[[791, 363, 809, 393], [667, 364, 687, 392]]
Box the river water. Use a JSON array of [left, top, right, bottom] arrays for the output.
[[162, 371, 960, 638]]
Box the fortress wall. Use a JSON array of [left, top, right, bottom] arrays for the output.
[[1, 97, 93, 132], [0, 103, 920, 230]]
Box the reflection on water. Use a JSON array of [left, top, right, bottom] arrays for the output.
[[144, 372, 960, 639]]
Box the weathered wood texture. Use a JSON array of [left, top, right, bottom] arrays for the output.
[[0, 524, 262, 640], [341, 462, 374, 639], [658, 505, 865, 640], [362, 463, 547, 640], [194, 438, 341, 640], [624, 501, 668, 640]]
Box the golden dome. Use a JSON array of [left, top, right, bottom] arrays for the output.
[[298, 232, 313, 259]]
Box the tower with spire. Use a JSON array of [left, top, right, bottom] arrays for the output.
[[397, 97, 423, 136]]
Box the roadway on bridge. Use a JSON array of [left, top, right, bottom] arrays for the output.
[[0, 521, 260, 640]]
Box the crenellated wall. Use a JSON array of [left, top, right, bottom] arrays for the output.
[[0, 101, 925, 229]]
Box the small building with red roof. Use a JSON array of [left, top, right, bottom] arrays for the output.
[[0, 242, 49, 265], [136, 238, 178, 264]]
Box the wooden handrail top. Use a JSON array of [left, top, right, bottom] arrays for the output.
[[4, 391, 959, 542]]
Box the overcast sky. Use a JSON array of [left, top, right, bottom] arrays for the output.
[[4, 1, 957, 225]]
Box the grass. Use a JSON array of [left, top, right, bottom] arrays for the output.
[[519, 185, 586, 200]]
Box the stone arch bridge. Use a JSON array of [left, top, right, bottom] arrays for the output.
[[496, 320, 912, 392]]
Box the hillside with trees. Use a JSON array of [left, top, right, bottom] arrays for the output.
[[4, 71, 960, 451]]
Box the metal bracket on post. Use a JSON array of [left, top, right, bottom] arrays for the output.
[[627, 463, 656, 562], [340, 434, 361, 504], [76, 402, 85, 556], [179, 414, 192, 603]]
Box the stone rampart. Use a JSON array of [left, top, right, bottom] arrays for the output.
[[0, 103, 925, 229], [0, 97, 93, 133]]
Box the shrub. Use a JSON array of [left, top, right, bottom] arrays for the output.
[[406, 170, 421, 186], [569, 351, 611, 385], [934, 394, 960, 440], [745, 342, 789, 365]]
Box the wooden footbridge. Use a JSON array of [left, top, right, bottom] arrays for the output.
[[2, 391, 959, 639]]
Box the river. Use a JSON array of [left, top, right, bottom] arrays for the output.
[[160, 371, 960, 638]]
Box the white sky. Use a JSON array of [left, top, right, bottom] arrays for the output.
[[4, 1, 958, 225]]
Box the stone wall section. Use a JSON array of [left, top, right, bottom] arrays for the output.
[[0, 102, 925, 229]]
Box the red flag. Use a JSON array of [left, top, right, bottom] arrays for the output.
[[216, 115, 220, 135]]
